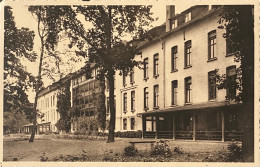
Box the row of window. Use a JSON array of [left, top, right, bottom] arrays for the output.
[[72, 68, 99, 86], [38, 95, 56, 110], [169, 6, 221, 31], [44, 110, 59, 123], [142, 65, 236, 109], [74, 95, 95, 109], [122, 70, 135, 86], [142, 30, 227, 80], [123, 118, 135, 130], [143, 54, 160, 80], [73, 80, 100, 98], [123, 91, 135, 112], [144, 85, 159, 110]]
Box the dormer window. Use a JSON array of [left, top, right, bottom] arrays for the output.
[[171, 19, 178, 29], [185, 12, 191, 22]]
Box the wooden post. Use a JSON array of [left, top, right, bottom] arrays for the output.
[[142, 116, 146, 139], [221, 111, 225, 142], [172, 115, 176, 140], [193, 112, 196, 141], [155, 116, 159, 139]]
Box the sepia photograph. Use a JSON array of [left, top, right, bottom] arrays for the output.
[[1, 0, 259, 166]]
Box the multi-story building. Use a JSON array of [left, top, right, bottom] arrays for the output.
[[35, 75, 72, 134], [70, 67, 107, 133], [114, 5, 243, 141], [25, 5, 247, 141]]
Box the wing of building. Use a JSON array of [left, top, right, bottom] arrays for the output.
[[114, 5, 243, 141]]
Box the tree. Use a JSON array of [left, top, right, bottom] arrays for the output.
[[4, 6, 36, 126], [27, 6, 71, 142], [217, 5, 254, 162], [4, 111, 30, 134], [56, 79, 71, 133], [63, 6, 155, 142]]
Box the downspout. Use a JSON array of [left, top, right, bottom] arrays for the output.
[[162, 41, 166, 108]]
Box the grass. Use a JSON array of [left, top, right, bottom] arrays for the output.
[[3, 137, 234, 162]]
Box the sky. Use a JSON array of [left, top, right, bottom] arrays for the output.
[[9, 4, 191, 102]]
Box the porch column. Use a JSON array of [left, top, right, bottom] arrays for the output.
[[193, 112, 196, 141], [172, 115, 176, 140], [142, 116, 146, 139], [155, 116, 159, 139], [221, 111, 225, 142]]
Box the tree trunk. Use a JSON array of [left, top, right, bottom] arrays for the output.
[[104, 6, 115, 143], [107, 70, 115, 142], [29, 17, 44, 142], [240, 6, 254, 162]]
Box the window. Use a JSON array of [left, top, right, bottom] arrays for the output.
[[131, 118, 135, 130], [171, 19, 178, 29], [185, 12, 191, 22], [154, 85, 159, 108], [208, 30, 217, 60], [123, 118, 127, 130], [208, 71, 217, 100], [226, 66, 237, 100], [131, 91, 135, 111], [184, 40, 192, 67], [130, 69, 134, 84], [153, 54, 159, 77], [144, 87, 149, 109], [185, 77, 192, 103], [171, 46, 178, 71], [143, 58, 148, 79], [123, 93, 127, 113], [171, 80, 178, 105], [122, 71, 126, 86]]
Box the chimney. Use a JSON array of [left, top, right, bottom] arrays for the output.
[[166, 5, 175, 32]]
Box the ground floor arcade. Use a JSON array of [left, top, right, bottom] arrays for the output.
[[140, 103, 243, 141]]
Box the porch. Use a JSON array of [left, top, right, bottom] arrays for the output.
[[140, 102, 243, 141]]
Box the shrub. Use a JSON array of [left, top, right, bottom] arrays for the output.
[[115, 131, 142, 138], [44, 130, 52, 135], [124, 145, 138, 156], [151, 140, 172, 157], [173, 146, 183, 154], [40, 153, 48, 162], [227, 139, 242, 161]]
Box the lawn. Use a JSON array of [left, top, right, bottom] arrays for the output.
[[3, 137, 236, 162]]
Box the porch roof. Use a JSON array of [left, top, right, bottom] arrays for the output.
[[138, 101, 241, 116]]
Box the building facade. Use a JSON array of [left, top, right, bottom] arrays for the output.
[[114, 5, 243, 141], [36, 82, 62, 134], [70, 67, 108, 134]]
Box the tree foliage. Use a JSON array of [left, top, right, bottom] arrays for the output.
[[56, 80, 71, 133], [62, 5, 155, 142], [4, 6, 36, 116], [217, 5, 254, 162], [217, 5, 254, 103], [4, 6, 36, 131], [4, 111, 30, 134]]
